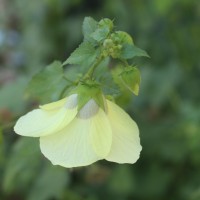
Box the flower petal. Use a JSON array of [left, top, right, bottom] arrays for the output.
[[78, 99, 112, 158], [39, 97, 67, 111], [40, 118, 99, 168], [89, 108, 112, 158], [40, 94, 78, 111], [105, 100, 142, 164], [14, 106, 77, 137], [40, 100, 112, 168]]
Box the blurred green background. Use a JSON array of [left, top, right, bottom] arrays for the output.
[[0, 0, 200, 199]]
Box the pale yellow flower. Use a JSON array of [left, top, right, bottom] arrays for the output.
[[14, 94, 142, 168]]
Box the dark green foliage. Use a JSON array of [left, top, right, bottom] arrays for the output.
[[0, 0, 200, 200]]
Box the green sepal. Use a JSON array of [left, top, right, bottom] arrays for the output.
[[119, 66, 141, 95], [70, 80, 105, 111]]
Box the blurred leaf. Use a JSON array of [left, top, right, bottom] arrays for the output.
[[63, 42, 100, 68], [191, 188, 200, 200], [27, 164, 69, 200], [121, 44, 149, 59], [0, 77, 28, 113], [0, 126, 4, 169], [108, 165, 135, 196], [63, 189, 83, 200], [3, 138, 41, 194], [26, 61, 67, 103], [140, 64, 182, 107], [0, 126, 2, 144]]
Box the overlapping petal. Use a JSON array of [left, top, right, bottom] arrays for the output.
[[14, 96, 78, 137], [14, 91, 142, 167], [40, 100, 112, 168], [105, 100, 142, 164], [89, 108, 112, 158], [39, 97, 67, 110]]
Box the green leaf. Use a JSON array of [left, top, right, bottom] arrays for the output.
[[27, 165, 68, 200], [82, 17, 98, 44], [26, 61, 67, 103], [121, 44, 149, 59], [63, 42, 100, 68], [91, 18, 113, 42], [91, 26, 110, 42], [120, 66, 141, 95]]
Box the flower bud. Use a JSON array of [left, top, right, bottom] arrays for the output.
[[99, 18, 114, 31]]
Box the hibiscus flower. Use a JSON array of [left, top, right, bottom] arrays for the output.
[[14, 83, 142, 168]]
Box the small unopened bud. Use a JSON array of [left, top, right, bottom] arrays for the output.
[[117, 44, 122, 50], [103, 39, 114, 48], [99, 18, 114, 31]]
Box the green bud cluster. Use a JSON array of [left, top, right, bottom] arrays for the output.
[[101, 31, 133, 59], [102, 37, 122, 58]]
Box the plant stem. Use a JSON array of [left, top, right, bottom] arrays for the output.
[[83, 55, 104, 79]]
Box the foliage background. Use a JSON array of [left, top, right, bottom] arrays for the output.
[[0, 0, 200, 199]]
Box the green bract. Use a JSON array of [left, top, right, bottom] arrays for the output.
[[120, 66, 141, 95], [71, 80, 106, 111]]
